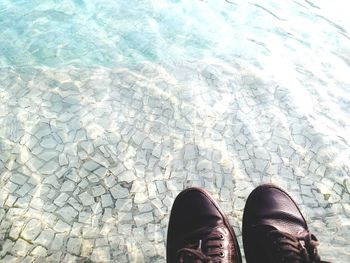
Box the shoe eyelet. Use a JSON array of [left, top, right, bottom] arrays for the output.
[[219, 234, 224, 240], [219, 252, 225, 258], [219, 243, 223, 248]]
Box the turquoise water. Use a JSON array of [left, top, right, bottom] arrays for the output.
[[1, 0, 349, 68], [1, 0, 350, 262]]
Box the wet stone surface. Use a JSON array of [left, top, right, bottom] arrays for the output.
[[0, 64, 349, 262]]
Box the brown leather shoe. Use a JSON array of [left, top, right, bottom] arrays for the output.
[[243, 184, 331, 263], [167, 187, 242, 263]]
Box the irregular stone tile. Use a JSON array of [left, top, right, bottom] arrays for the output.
[[184, 144, 197, 160], [134, 212, 154, 227], [40, 136, 58, 149], [51, 233, 65, 251], [59, 153, 68, 166], [34, 229, 55, 247], [80, 141, 94, 155], [15, 196, 31, 208], [131, 181, 147, 193], [151, 145, 162, 158], [104, 175, 116, 188], [118, 171, 136, 183], [4, 181, 18, 193], [78, 192, 95, 206], [197, 159, 212, 171], [30, 245, 47, 257], [54, 193, 70, 207], [101, 194, 113, 208], [91, 153, 110, 168], [12, 239, 32, 257], [26, 157, 44, 172], [91, 247, 111, 262], [39, 160, 60, 174], [156, 181, 167, 194], [22, 219, 42, 241], [67, 237, 82, 255], [54, 220, 71, 233], [115, 199, 132, 211], [92, 185, 106, 197], [38, 150, 57, 162], [9, 221, 23, 240], [60, 180, 76, 192], [56, 206, 78, 222], [10, 173, 28, 185], [83, 160, 100, 171], [94, 166, 107, 177], [134, 192, 148, 204]]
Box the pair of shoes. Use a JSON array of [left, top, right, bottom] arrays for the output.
[[167, 184, 330, 263]]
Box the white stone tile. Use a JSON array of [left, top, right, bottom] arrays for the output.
[[40, 136, 58, 149], [67, 237, 82, 255], [91, 247, 111, 262], [54, 193, 70, 207], [115, 199, 132, 211], [22, 219, 42, 241], [83, 160, 100, 171], [87, 174, 100, 183], [78, 192, 95, 206], [101, 194, 113, 208], [147, 182, 157, 199], [9, 221, 23, 240], [10, 173, 28, 185], [134, 192, 149, 204], [51, 233, 65, 251], [4, 181, 18, 193], [38, 150, 57, 162], [94, 166, 107, 177], [104, 175, 116, 188], [156, 181, 167, 194], [60, 180, 76, 192], [26, 157, 44, 172], [118, 170, 136, 183], [58, 153, 68, 166], [56, 206, 78, 222], [30, 245, 47, 257], [80, 141, 94, 155], [110, 185, 129, 199], [53, 220, 71, 233], [134, 212, 154, 227], [92, 185, 106, 197], [197, 159, 212, 171], [184, 144, 197, 160], [39, 160, 59, 174], [12, 239, 32, 257], [34, 229, 55, 247], [92, 153, 110, 168], [131, 180, 147, 193]]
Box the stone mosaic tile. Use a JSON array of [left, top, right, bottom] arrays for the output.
[[0, 63, 349, 262]]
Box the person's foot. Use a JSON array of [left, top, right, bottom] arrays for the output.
[[243, 184, 330, 263], [167, 187, 242, 263]]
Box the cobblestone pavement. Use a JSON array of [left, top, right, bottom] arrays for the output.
[[0, 61, 349, 262]]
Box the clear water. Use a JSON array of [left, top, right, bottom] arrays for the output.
[[0, 0, 350, 262]]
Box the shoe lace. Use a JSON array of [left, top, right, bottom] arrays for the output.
[[176, 229, 226, 263], [267, 230, 331, 263]]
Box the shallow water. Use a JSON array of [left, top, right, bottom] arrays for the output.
[[0, 0, 350, 262]]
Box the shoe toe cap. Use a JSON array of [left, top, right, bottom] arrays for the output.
[[168, 188, 224, 232], [244, 184, 307, 231]]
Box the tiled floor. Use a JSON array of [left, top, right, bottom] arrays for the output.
[[0, 62, 349, 262]]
